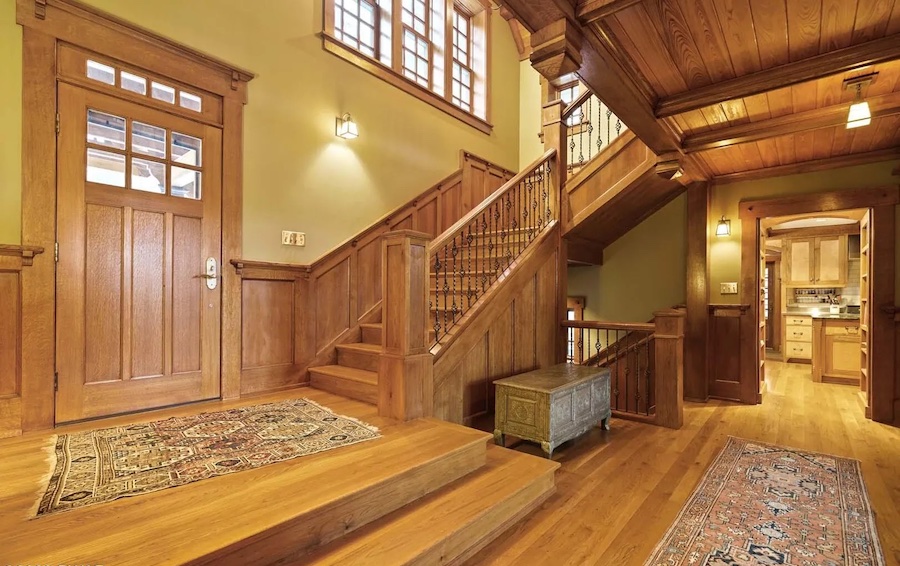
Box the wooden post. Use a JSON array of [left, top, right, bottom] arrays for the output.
[[653, 309, 685, 429], [684, 181, 709, 401], [379, 230, 433, 421], [542, 94, 568, 364]]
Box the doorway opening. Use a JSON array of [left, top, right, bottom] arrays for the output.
[[759, 210, 868, 405]]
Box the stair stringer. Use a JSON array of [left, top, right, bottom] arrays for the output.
[[431, 224, 561, 424]]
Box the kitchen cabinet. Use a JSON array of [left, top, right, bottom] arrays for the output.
[[784, 234, 848, 287], [783, 314, 812, 362], [812, 318, 860, 385]]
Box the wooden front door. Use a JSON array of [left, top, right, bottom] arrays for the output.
[[56, 83, 222, 422]]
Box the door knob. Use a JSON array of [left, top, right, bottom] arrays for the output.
[[194, 257, 218, 290]]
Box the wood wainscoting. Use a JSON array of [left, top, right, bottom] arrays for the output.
[[707, 304, 751, 403], [0, 245, 43, 438], [432, 225, 560, 425]]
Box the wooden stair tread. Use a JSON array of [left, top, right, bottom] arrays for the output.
[[310, 365, 378, 385], [5, 415, 492, 566], [337, 343, 382, 353], [305, 445, 558, 566]]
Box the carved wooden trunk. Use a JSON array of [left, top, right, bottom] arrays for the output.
[[493, 364, 611, 458]]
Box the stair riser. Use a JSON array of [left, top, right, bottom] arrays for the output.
[[361, 326, 382, 345], [310, 371, 378, 405], [202, 433, 490, 566], [337, 348, 380, 372]]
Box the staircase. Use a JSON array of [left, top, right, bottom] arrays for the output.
[[310, 324, 382, 404]]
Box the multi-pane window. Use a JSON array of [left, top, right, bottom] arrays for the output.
[[559, 84, 582, 126], [401, 0, 431, 87], [84, 59, 203, 114], [334, 0, 379, 58], [451, 8, 473, 111], [324, 0, 489, 125]]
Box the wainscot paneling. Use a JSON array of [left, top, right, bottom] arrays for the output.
[[232, 261, 309, 395], [0, 245, 43, 438], [432, 225, 560, 424], [707, 304, 750, 402]]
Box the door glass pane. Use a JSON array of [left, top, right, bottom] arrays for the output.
[[86, 148, 126, 187], [172, 132, 202, 167], [132, 121, 167, 159], [87, 110, 126, 150], [120, 71, 147, 95], [131, 158, 166, 194], [172, 167, 201, 200], [151, 82, 176, 104], [179, 92, 202, 112], [86, 60, 115, 85]]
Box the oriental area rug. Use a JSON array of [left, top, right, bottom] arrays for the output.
[[35, 398, 380, 517], [645, 437, 885, 566]]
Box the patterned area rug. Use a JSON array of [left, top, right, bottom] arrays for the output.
[[35, 398, 380, 516], [646, 437, 885, 566]]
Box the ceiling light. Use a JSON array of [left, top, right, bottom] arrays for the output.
[[843, 74, 876, 129], [716, 216, 731, 237], [335, 113, 358, 139]]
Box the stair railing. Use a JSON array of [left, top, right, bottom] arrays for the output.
[[429, 149, 557, 345], [563, 89, 627, 173], [562, 309, 684, 429]]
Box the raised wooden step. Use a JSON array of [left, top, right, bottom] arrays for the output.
[[337, 342, 381, 372], [310, 365, 378, 404], [360, 323, 382, 345], [304, 445, 558, 566]]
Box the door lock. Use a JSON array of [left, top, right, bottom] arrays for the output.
[[195, 257, 218, 289]]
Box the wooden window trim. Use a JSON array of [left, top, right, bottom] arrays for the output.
[[16, 0, 254, 430], [322, 0, 492, 134], [450, 5, 474, 112]]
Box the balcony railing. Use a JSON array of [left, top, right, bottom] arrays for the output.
[[562, 89, 627, 173]]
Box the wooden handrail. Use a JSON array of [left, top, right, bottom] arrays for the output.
[[563, 320, 655, 332], [562, 89, 593, 120], [430, 149, 556, 253]]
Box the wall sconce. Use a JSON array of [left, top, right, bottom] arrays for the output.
[[844, 74, 876, 129], [335, 113, 359, 139], [716, 216, 731, 237]]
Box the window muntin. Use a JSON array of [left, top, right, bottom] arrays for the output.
[[451, 8, 473, 112], [85, 109, 204, 200], [335, 0, 379, 58]]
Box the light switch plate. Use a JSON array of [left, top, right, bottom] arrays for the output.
[[281, 231, 306, 247], [720, 282, 738, 295]]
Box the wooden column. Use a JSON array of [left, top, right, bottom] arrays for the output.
[[379, 230, 434, 421], [543, 97, 568, 364], [653, 309, 685, 429], [684, 181, 709, 401]]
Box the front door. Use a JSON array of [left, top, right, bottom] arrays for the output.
[[56, 83, 222, 422]]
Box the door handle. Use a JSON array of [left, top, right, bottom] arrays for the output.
[[194, 257, 218, 290]]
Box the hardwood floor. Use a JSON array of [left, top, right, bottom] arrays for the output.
[[465, 361, 900, 566]]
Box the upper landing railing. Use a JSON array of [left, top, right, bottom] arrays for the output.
[[562, 88, 628, 173]]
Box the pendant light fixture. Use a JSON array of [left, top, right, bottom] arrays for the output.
[[843, 74, 876, 130]]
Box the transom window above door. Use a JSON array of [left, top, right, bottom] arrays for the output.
[[87, 109, 203, 199], [323, 0, 491, 133]]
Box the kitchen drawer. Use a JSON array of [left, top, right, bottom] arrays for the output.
[[786, 326, 812, 342], [825, 325, 860, 336], [785, 315, 812, 327], [786, 341, 812, 359]]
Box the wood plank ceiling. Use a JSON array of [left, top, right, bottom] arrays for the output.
[[506, 0, 900, 181], [598, 0, 900, 178]]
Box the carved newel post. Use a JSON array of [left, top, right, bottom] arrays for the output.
[[653, 309, 685, 429], [379, 230, 434, 421]]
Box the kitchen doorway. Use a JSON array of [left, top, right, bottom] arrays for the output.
[[738, 187, 897, 422]]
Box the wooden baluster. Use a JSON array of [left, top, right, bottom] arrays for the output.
[[379, 230, 433, 420], [653, 309, 685, 429]]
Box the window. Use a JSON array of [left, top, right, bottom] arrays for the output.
[[84, 58, 203, 114], [323, 0, 491, 131]]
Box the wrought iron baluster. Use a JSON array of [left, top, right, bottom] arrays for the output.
[[645, 335, 652, 416], [578, 105, 584, 166], [433, 251, 441, 343], [597, 100, 603, 152], [587, 96, 593, 162], [606, 108, 612, 148], [466, 225, 473, 309]]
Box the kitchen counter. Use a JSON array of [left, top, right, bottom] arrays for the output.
[[809, 313, 860, 320]]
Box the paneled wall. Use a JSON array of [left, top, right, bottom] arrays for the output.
[[707, 304, 750, 402], [433, 228, 560, 424], [235, 153, 514, 397], [0, 247, 41, 438]]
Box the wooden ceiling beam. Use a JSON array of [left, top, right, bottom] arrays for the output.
[[656, 34, 900, 118], [684, 91, 900, 153], [714, 147, 900, 185], [576, 0, 642, 24]]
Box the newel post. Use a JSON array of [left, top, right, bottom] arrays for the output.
[[653, 309, 685, 429], [379, 230, 434, 421]]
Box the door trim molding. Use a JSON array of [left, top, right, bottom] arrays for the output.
[[736, 186, 899, 422], [18, 0, 253, 430]]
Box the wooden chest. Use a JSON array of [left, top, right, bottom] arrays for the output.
[[493, 364, 611, 458]]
